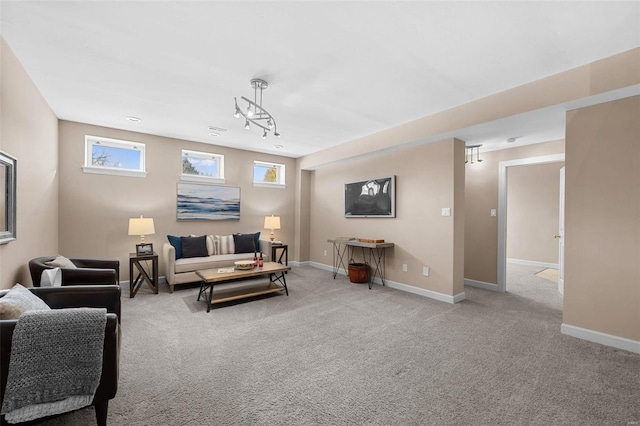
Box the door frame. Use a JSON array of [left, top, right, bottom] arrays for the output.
[[558, 166, 565, 295], [497, 153, 565, 292]]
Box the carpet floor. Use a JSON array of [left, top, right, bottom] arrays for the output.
[[39, 265, 639, 425]]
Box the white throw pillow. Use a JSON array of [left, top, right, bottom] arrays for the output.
[[206, 235, 215, 256], [40, 268, 62, 287], [215, 235, 235, 255]]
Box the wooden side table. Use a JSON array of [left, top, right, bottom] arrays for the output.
[[271, 244, 288, 266], [129, 252, 159, 298]]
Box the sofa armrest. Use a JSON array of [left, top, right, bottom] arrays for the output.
[[259, 239, 272, 262], [162, 243, 176, 285]]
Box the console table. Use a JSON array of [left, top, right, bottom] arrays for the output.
[[327, 239, 394, 290]]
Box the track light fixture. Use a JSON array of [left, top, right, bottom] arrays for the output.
[[465, 144, 483, 165], [234, 78, 281, 138]]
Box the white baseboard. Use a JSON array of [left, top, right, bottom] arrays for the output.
[[464, 278, 499, 291], [309, 262, 465, 304], [507, 258, 559, 269], [120, 277, 167, 287], [290, 260, 310, 267], [561, 323, 640, 354]]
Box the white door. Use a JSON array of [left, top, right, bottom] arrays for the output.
[[557, 167, 565, 295]]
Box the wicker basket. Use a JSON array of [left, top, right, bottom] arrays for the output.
[[348, 260, 370, 284]]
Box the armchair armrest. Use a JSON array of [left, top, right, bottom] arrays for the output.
[[31, 285, 121, 321], [71, 258, 120, 281], [61, 268, 117, 286]]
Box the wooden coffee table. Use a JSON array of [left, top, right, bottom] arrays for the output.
[[196, 261, 290, 312]]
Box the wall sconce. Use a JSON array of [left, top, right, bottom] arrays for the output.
[[465, 144, 483, 164]]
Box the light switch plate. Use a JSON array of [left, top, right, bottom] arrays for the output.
[[402, 264, 408, 272], [423, 266, 429, 276], [491, 209, 497, 217], [441, 208, 451, 217]]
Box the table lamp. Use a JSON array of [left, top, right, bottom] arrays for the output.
[[264, 215, 281, 242], [128, 215, 155, 243]]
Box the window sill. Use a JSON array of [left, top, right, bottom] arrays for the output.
[[253, 182, 286, 189], [82, 166, 146, 178], [180, 175, 225, 184]]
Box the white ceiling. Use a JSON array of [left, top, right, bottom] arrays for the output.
[[1, 1, 638, 158]]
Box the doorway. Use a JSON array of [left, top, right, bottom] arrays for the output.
[[497, 154, 565, 293]]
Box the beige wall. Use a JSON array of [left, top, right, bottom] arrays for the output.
[[507, 162, 565, 264], [309, 138, 465, 298], [465, 140, 565, 284], [564, 95, 640, 341], [57, 121, 297, 281], [0, 38, 59, 289]]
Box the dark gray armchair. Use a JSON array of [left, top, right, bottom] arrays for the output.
[[28, 257, 120, 287], [0, 285, 121, 426]]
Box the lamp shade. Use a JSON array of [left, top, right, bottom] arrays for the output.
[[128, 217, 155, 236], [264, 215, 281, 230]]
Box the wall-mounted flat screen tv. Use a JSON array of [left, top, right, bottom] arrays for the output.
[[344, 176, 395, 218]]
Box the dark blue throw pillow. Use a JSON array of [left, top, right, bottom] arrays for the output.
[[167, 235, 182, 259], [253, 232, 261, 253]]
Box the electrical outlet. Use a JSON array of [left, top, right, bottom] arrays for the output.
[[423, 266, 430, 276], [323, 250, 327, 257], [402, 264, 408, 272], [491, 209, 497, 217], [441, 208, 451, 217]]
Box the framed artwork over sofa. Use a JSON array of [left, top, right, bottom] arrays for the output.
[[177, 183, 240, 221]]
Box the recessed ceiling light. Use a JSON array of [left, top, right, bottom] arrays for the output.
[[126, 116, 141, 122], [208, 126, 227, 132], [507, 137, 517, 143], [208, 132, 220, 137], [274, 145, 284, 149]]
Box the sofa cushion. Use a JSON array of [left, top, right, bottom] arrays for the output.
[[174, 253, 255, 274], [181, 235, 208, 258], [0, 283, 51, 320], [167, 235, 183, 259], [233, 233, 256, 254]]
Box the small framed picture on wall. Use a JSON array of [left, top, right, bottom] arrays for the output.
[[136, 243, 153, 256]]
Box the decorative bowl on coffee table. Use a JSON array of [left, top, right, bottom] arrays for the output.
[[234, 260, 254, 270]]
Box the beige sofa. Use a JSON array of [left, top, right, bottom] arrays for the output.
[[162, 239, 273, 292]]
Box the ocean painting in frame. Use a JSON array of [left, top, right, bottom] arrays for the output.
[[177, 183, 240, 221]]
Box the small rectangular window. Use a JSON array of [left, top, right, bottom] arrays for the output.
[[181, 150, 225, 183], [253, 161, 285, 188], [83, 135, 146, 177]]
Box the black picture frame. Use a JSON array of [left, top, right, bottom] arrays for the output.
[[344, 176, 395, 218], [136, 243, 153, 256]]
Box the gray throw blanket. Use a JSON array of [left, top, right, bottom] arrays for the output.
[[1, 308, 107, 423]]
